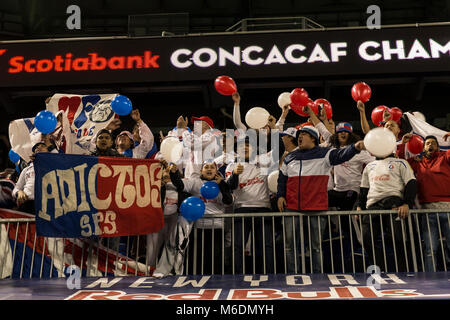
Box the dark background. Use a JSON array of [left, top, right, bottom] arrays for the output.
[[0, 0, 449, 169]]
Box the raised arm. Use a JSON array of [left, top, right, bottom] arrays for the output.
[[232, 92, 247, 130], [357, 100, 371, 134]]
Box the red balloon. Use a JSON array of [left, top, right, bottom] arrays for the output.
[[389, 107, 403, 123], [291, 97, 314, 117], [214, 76, 237, 95], [314, 98, 332, 119], [290, 88, 309, 109], [371, 105, 388, 127], [406, 134, 424, 154], [351, 82, 372, 103]]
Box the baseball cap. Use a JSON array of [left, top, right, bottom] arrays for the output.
[[295, 122, 314, 130], [192, 116, 214, 129], [32, 142, 47, 153], [280, 127, 298, 138], [336, 122, 353, 134], [296, 126, 320, 142], [116, 130, 134, 142]]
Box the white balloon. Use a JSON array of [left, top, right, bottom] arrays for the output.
[[277, 92, 291, 108], [245, 107, 270, 129], [412, 111, 426, 122], [363, 127, 397, 158], [160, 137, 183, 163], [267, 170, 279, 193]]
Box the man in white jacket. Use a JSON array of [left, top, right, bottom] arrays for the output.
[[13, 142, 49, 214]]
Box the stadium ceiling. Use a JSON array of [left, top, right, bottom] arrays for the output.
[[0, 0, 449, 40]]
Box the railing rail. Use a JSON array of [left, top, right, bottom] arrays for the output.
[[1, 209, 448, 279]]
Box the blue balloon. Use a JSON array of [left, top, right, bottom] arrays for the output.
[[180, 196, 205, 222], [8, 149, 20, 163], [200, 181, 220, 200], [111, 95, 132, 116], [35, 110, 57, 134]]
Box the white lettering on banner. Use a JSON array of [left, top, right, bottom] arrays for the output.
[[264, 45, 287, 65], [359, 41, 382, 61], [382, 40, 406, 60], [88, 163, 112, 210], [170, 39, 450, 68], [39, 170, 63, 221], [38, 162, 162, 221], [192, 48, 217, 67], [170, 48, 192, 68], [284, 44, 307, 63], [112, 165, 136, 209], [80, 211, 117, 237], [330, 42, 348, 62], [286, 275, 312, 286], [242, 46, 264, 65], [219, 47, 241, 66], [407, 39, 431, 59], [430, 38, 450, 58], [308, 43, 330, 63]]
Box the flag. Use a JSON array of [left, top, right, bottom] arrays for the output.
[[0, 209, 150, 279], [46, 93, 119, 154], [34, 153, 164, 238], [8, 117, 36, 163], [404, 112, 450, 151]]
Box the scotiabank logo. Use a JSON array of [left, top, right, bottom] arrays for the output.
[[6, 51, 159, 73]]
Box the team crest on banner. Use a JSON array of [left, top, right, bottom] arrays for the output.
[[34, 153, 163, 238], [46, 93, 118, 152]]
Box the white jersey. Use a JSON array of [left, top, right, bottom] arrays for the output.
[[13, 163, 35, 200], [180, 129, 221, 178], [131, 120, 154, 159], [361, 157, 416, 208], [182, 177, 226, 229], [334, 150, 375, 193], [163, 182, 178, 216], [225, 155, 273, 209]]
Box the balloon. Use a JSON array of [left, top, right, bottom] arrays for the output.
[[8, 149, 20, 163], [291, 98, 314, 117], [364, 127, 397, 158], [314, 99, 332, 119], [406, 135, 424, 154], [290, 88, 309, 109], [267, 170, 279, 193], [351, 82, 372, 103], [160, 137, 183, 163], [277, 92, 291, 108], [180, 196, 205, 222], [245, 107, 270, 129], [214, 75, 237, 95], [412, 111, 426, 122], [371, 105, 388, 127], [111, 95, 132, 116], [200, 181, 220, 200], [389, 107, 403, 123], [34, 110, 57, 134]]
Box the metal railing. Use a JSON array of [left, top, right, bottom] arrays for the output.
[[1, 209, 449, 279], [225, 17, 325, 33]]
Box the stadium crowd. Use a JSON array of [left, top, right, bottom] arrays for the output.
[[1, 92, 450, 277]]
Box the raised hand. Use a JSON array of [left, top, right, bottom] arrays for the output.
[[106, 118, 122, 131], [233, 163, 244, 175], [356, 100, 365, 113], [232, 92, 240, 104], [130, 109, 141, 123]]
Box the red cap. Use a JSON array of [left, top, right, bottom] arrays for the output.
[[191, 116, 214, 129]]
